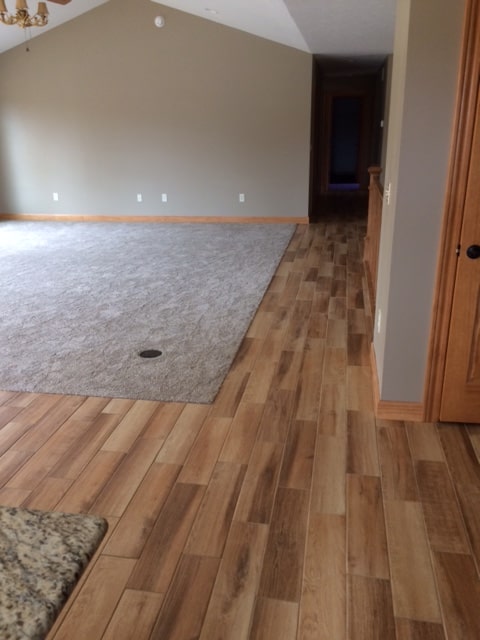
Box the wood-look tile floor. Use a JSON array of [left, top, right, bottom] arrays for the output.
[[1, 215, 480, 639]]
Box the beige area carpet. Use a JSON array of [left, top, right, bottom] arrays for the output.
[[0, 506, 107, 640], [0, 221, 295, 402]]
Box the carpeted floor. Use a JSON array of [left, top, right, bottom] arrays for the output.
[[0, 221, 294, 403]]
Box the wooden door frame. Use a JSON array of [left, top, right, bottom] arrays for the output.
[[423, 0, 480, 421]]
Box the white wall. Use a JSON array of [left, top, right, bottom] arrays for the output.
[[0, 0, 312, 218], [374, 0, 465, 402]]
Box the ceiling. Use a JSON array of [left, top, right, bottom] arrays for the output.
[[0, 0, 396, 57], [153, 0, 397, 57]]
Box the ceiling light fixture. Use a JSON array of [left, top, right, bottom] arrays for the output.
[[0, 0, 48, 28]]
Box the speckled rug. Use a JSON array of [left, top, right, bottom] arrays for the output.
[[0, 507, 108, 640]]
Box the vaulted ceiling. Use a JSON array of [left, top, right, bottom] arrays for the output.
[[0, 0, 396, 56]]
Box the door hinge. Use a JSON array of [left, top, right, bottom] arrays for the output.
[[456, 244, 461, 256]]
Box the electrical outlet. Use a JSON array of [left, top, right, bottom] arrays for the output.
[[239, 193, 245, 203], [52, 192, 59, 201], [377, 309, 382, 334], [385, 183, 391, 205], [161, 193, 168, 203], [137, 193, 143, 203]]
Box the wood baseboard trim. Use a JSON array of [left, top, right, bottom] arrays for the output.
[[375, 401, 425, 422], [0, 213, 309, 225], [370, 344, 425, 422]]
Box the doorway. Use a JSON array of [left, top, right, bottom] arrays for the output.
[[329, 96, 362, 189], [309, 56, 386, 220]]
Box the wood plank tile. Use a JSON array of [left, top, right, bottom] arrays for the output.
[[317, 382, 347, 437], [467, 423, 480, 463], [185, 461, 246, 557], [307, 311, 328, 340], [433, 551, 480, 640], [0, 449, 33, 487], [0, 486, 31, 506], [250, 598, 298, 640], [6, 393, 63, 427], [277, 271, 303, 307], [101, 398, 136, 415], [415, 460, 459, 504], [347, 334, 370, 365], [405, 422, 444, 462], [9, 396, 91, 453], [100, 400, 159, 453], [384, 500, 442, 622], [234, 441, 283, 524], [104, 462, 180, 558], [310, 435, 346, 515], [178, 416, 232, 485], [219, 402, 264, 465], [395, 619, 446, 640], [230, 336, 264, 370], [127, 482, 205, 593], [258, 487, 309, 602], [327, 318, 347, 347], [257, 329, 287, 363], [323, 347, 346, 384], [347, 410, 380, 476], [102, 590, 164, 640], [155, 404, 210, 464], [55, 451, 125, 513], [279, 419, 316, 490], [92, 438, 163, 517], [346, 366, 374, 412], [347, 474, 390, 579], [421, 501, 470, 554], [141, 402, 184, 439], [378, 422, 418, 500], [0, 404, 27, 430], [199, 521, 268, 640], [298, 514, 346, 640], [52, 556, 136, 640], [22, 476, 73, 511], [454, 485, 480, 568], [438, 423, 480, 486], [283, 300, 313, 352], [273, 350, 304, 391], [4, 392, 40, 409], [6, 418, 89, 490], [210, 370, 250, 418], [241, 358, 278, 404], [149, 555, 220, 640], [347, 308, 367, 335], [49, 413, 123, 481], [257, 388, 295, 443], [293, 339, 325, 422], [0, 390, 21, 406], [348, 575, 396, 640], [63, 396, 109, 420]]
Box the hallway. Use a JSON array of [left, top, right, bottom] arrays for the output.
[[0, 216, 479, 638]]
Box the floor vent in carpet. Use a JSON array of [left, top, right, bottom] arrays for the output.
[[138, 349, 163, 358]]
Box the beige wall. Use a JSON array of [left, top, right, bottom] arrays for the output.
[[374, 0, 465, 402], [0, 0, 312, 218]]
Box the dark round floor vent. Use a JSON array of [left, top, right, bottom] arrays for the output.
[[139, 349, 163, 359]]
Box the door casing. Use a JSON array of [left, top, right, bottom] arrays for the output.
[[423, 0, 480, 421]]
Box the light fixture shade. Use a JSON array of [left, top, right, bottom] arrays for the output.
[[15, 0, 28, 10], [0, 0, 7, 12], [37, 1, 48, 15]]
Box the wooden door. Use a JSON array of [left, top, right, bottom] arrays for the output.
[[440, 83, 480, 423]]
